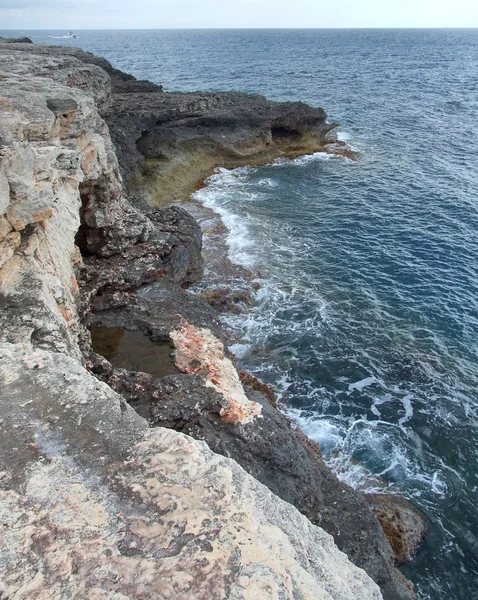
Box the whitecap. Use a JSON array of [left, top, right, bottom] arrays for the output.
[[193, 182, 256, 268], [283, 151, 338, 167], [337, 131, 352, 142], [228, 343, 252, 359], [348, 376, 377, 392], [398, 394, 414, 426]]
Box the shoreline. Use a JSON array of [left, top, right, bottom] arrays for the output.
[[0, 39, 421, 600], [186, 159, 409, 483], [129, 139, 357, 208], [172, 134, 430, 572]]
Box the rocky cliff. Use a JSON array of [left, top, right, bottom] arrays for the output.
[[0, 40, 416, 599]]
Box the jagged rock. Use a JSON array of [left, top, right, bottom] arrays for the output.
[[87, 278, 225, 343], [171, 320, 262, 425], [79, 206, 203, 316]]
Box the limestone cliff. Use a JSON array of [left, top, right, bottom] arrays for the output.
[[0, 40, 415, 600]]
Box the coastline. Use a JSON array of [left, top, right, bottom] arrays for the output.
[[0, 39, 420, 600], [182, 158, 429, 567]]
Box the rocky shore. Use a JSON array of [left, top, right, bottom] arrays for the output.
[[0, 39, 422, 599]]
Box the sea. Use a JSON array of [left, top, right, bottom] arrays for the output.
[[4, 28, 478, 599]]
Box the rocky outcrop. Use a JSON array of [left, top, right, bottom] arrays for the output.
[[0, 39, 418, 600], [367, 495, 428, 566], [0, 36, 33, 44], [107, 90, 338, 206], [0, 44, 203, 359]]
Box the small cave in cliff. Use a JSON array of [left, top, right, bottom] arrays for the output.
[[135, 130, 169, 161], [75, 187, 94, 257], [271, 127, 301, 141]]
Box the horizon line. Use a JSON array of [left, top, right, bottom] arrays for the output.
[[3, 26, 478, 31]]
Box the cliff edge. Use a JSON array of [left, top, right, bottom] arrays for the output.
[[0, 40, 415, 600]]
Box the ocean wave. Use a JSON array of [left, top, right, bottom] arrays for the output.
[[273, 151, 339, 167], [193, 176, 257, 268]]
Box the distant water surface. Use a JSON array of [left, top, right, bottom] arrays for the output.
[[4, 29, 478, 599]]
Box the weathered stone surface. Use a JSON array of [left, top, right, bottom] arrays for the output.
[[0, 44, 202, 363], [0, 343, 382, 600], [0, 39, 163, 96]]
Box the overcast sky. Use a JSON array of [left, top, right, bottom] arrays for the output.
[[2, 0, 478, 29]]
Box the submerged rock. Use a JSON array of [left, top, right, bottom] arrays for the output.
[[199, 286, 255, 313]]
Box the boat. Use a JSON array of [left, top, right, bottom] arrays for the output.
[[48, 32, 77, 39]]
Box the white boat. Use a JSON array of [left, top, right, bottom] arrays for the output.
[[48, 32, 77, 39]]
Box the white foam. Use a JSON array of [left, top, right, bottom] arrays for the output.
[[431, 472, 448, 495], [228, 343, 252, 359], [411, 471, 448, 496], [336, 130, 360, 152], [337, 131, 352, 142], [286, 408, 346, 449], [398, 394, 414, 426], [258, 177, 278, 188], [370, 393, 393, 417], [348, 376, 376, 392], [193, 177, 256, 268], [275, 151, 338, 168]]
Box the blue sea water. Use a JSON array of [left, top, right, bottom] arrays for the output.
[[4, 28, 478, 598]]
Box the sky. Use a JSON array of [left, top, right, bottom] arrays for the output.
[[1, 0, 478, 30]]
